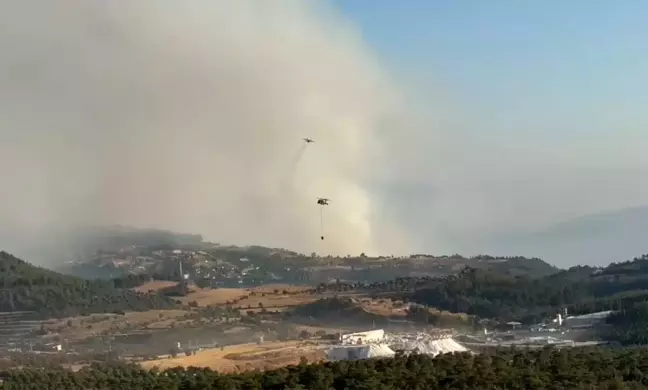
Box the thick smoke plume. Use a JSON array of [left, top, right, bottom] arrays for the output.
[[0, 0, 410, 261]]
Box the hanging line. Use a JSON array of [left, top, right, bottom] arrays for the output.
[[320, 205, 324, 240]]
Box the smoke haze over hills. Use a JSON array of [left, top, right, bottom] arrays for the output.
[[1, 1, 647, 267], [0, 0, 413, 261]]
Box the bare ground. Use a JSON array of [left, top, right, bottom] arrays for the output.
[[140, 341, 325, 373]]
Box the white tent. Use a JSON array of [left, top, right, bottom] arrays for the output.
[[564, 310, 613, 328], [392, 338, 467, 356], [386, 333, 469, 357], [326, 343, 395, 361]]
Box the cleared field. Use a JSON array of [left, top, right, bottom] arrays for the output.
[[179, 284, 319, 311], [178, 287, 247, 306], [46, 309, 191, 342], [356, 298, 409, 317], [43, 282, 419, 350], [141, 341, 325, 373], [250, 284, 311, 294], [234, 295, 318, 312], [132, 280, 178, 293]]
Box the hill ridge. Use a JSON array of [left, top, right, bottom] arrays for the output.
[[0, 251, 176, 318]]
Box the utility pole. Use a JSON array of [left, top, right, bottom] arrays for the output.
[[179, 259, 187, 295]]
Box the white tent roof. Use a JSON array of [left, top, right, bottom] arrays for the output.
[[394, 338, 468, 357], [565, 310, 613, 321], [326, 343, 395, 361]]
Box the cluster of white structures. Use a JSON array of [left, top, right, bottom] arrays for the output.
[[466, 310, 614, 349], [326, 329, 469, 361], [561, 310, 613, 329]]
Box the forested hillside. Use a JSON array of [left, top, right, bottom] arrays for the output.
[[289, 254, 648, 345], [0, 251, 176, 318], [4, 348, 648, 389], [409, 255, 648, 323]]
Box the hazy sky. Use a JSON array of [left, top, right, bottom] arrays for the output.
[[0, 1, 647, 264], [334, 1, 648, 255], [0, 0, 411, 260]]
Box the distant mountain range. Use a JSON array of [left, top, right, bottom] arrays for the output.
[[483, 206, 648, 267]]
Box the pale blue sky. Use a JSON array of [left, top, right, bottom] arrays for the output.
[[332, 1, 648, 263], [334, 1, 648, 147]]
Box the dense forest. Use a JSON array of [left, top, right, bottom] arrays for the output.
[[313, 257, 648, 322], [604, 302, 648, 345], [0, 251, 176, 318], [310, 255, 648, 344], [314, 276, 433, 294], [4, 348, 648, 389], [405, 255, 648, 345], [408, 255, 648, 322], [291, 296, 472, 329]]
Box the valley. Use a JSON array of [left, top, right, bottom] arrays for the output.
[[1, 227, 648, 376]]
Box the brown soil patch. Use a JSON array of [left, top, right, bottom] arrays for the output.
[[235, 295, 318, 312], [46, 310, 191, 342], [357, 298, 409, 317], [141, 341, 325, 373], [180, 284, 318, 311], [250, 284, 310, 294], [132, 280, 178, 293], [178, 288, 247, 306]]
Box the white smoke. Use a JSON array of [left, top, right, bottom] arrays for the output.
[[0, 0, 411, 261]]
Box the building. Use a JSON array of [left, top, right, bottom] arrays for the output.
[[327, 329, 394, 361], [506, 321, 522, 329], [326, 344, 395, 361], [340, 329, 385, 345], [563, 311, 613, 329], [327, 329, 470, 362]]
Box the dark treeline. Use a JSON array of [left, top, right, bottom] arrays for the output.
[[410, 267, 599, 322], [405, 304, 472, 328], [292, 296, 473, 329], [312, 255, 648, 344], [407, 256, 648, 345], [314, 268, 638, 323], [0, 251, 176, 318], [4, 348, 648, 389], [315, 276, 433, 294], [605, 302, 648, 345], [410, 256, 648, 322], [311, 258, 648, 324]]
